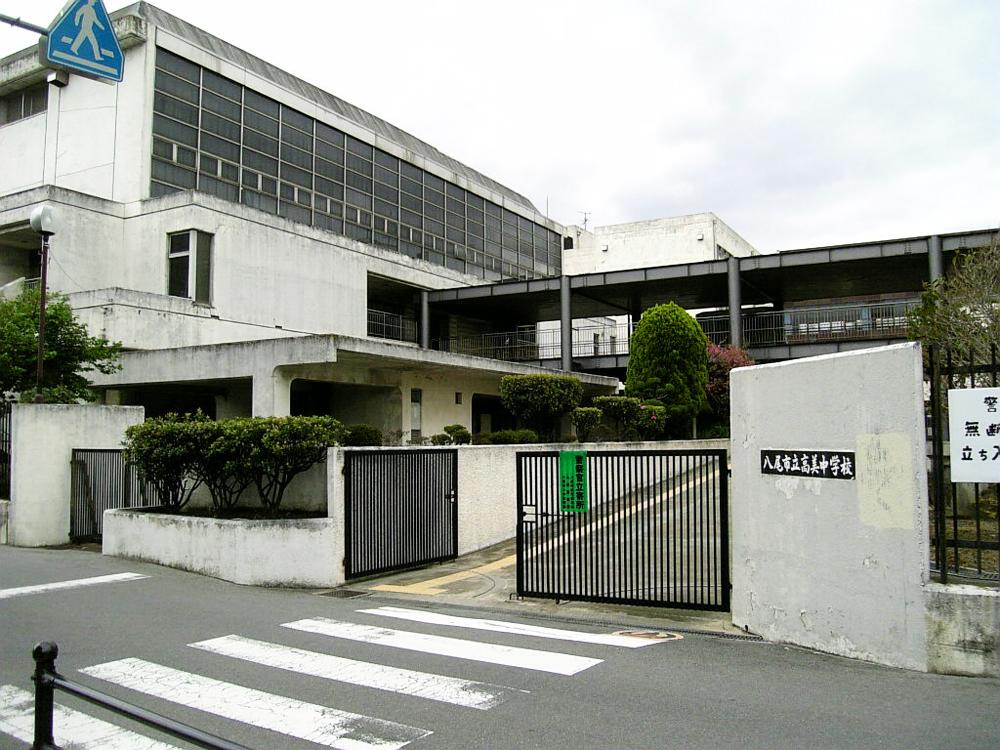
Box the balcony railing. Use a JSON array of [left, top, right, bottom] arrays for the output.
[[367, 309, 418, 343], [431, 300, 919, 364]]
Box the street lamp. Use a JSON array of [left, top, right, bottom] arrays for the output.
[[29, 205, 57, 403]]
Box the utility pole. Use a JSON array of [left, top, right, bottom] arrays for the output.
[[29, 206, 57, 403]]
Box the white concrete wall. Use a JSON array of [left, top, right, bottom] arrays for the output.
[[0, 114, 46, 194], [7, 404, 145, 547], [730, 343, 930, 671], [925, 583, 1000, 678], [103, 511, 340, 587]]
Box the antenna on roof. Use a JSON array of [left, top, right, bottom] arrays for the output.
[[579, 211, 591, 231]]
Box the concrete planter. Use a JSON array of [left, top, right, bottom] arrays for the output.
[[102, 509, 342, 587]]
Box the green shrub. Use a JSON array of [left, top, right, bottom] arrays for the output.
[[430, 433, 451, 446], [625, 303, 708, 436], [499, 374, 583, 439], [343, 423, 383, 446], [636, 404, 667, 440], [486, 428, 539, 444], [471, 432, 490, 445], [195, 418, 253, 510], [443, 424, 472, 445], [571, 407, 601, 442], [593, 396, 643, 440], [123, 412, 209, 510]]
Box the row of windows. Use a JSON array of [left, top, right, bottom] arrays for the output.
[[150, 48, 562, 280], [0, 83, 47, 126]]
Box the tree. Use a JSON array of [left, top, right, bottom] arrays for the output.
[[625, 303, 708, 432], [499, 374, 583, 439], [706, 343, 754, 421], [0, 287, 121, 402], [907, 238, 1000, 357]]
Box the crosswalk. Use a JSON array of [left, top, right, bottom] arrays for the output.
[[0, 605, 677, 750]]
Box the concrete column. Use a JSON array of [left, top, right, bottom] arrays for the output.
[[727, 255, 743, 349], [928, 235, 943, 282], [560, 275, 572, 372], [252, 366, 293, 416], [420, 290, 430, 348]]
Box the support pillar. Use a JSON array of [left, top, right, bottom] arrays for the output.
[[560, 275, 572, 372], [727, 255, 743, 349], [419, 290, 430, 349], [928, 234, 943, 282]]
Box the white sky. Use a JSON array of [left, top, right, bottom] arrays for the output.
[[2, 0, 998, 252]]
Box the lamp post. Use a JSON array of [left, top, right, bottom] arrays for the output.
[[29, 205, 57, 403]]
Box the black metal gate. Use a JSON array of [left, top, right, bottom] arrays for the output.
[[70, 449, 160, 540], [1, 400, 11, 499], [517, 449, 729, 610], [344, 449, 458, 579]]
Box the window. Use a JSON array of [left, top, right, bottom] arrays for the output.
[[410, 388, 422, 441], [1, 83, 48, 125], [167, 230, 213, 304]]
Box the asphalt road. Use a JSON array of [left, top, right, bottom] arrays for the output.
[[1, 545, 997, 750]]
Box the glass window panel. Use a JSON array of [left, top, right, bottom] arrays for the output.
[[242, 190, 278, 214], [485, 224, 501, 243], [373, 198, 398, 220], [423, 218, 444, 236], [446, 211, 464, 229], [201, 133, 240, 162], [244, 88, 279, 117], [399, 161, 422, 181], [446, 257, 465, 272], [313, 194, 328, 212], [446, 226, 465, 243], [467, 221, 485, 238], [314, 213, 343, 234], [199, 155, 218, 174], [467, 206, 484, 225], [280, 183, 295, 201], [153, 114, 197, 147], [400, 176, 422, 197], [345, 223, 372, 243], [315, 158, 344, 181], [281, 106, 313, 133], [176, 147, 196, 168], [169, 232, 190, 255], [316, 122, 344, 146], [484, 200, 501, 218], [154, 91, 198, 123], [485, 239, 501, 256], [374, 165, 397, 186], [281, 126, 313, 152], [244, 109, 279, 137], [326, 201, 343, 218], [446, 196, 465, 214], [279, 201, 312, 224], [400, 192, 422, 212], [201, 111, 240, 141], [346, 170, 373, 193], [345, 187, 372, 210], [423, 172, 444, 192], [468, 234, 484, 251], [281, 143, 313, 169], [280, 162, 312, 188], [346, 152, 373, 176], [446, 183, 465, 201], [502, 208, 518, 225], [315, 140, 344, 164], [297, 189, 312, 207], [423, 233, 435, 249], [400, 208, 422, 228], [202, 90, 241, 122], [374, 233, 397, 251], [400, 241, 422, 259], [261, 175, 277, 194], [346, 135, 373, 159], [314, 176, 343, 200], [518, 215, 533, 232], [424, 188, 444, 207], [152, 159, 196, 188], [153, 138, 173, 159], [242, 169, 259, 188], [203, 69, 242, 101], [374, 181, 398, 202], [168, 253, 189, 297], [466, 193, 484, 210], [156, 48, 199, 83], [424, 203, 444, 222], [426, 250, 444, 266], [533, 232, 547, 249], [195, 231, 212, 304], [374, 149, 398, 171], [243, 129, 279, 156]]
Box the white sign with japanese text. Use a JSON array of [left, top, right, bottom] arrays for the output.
[[948, 387, 1000, 482]]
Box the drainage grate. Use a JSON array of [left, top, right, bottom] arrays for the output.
[[318, 589, 371, 599]]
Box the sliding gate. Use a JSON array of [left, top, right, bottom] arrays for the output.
[[517, 449, 729, 610], [344, 449, 458, 579]]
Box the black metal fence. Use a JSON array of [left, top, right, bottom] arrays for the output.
[[31, 642, 252, 750], [344, 449, 458, 579], [0, 400, 11, 499], [70, 449, 160, 540], [516, 449, 730, 610], [928, 345, 999, 584]]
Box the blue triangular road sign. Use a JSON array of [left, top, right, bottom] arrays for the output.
[[45, 0, 124, 82]]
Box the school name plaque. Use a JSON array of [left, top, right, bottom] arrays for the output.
[[760, 450, 855, 480]]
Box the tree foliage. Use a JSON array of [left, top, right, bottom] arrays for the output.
[[0, 287, 121, 402], [123, 412, 208, 510], [571, 407, 601, 442], [499, 374, 583, 438], [625, 303, 708, 428], [907, 238, 1000, 357], [706, 344, 754, 421]]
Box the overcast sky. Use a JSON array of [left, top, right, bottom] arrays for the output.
[[2, 0, 997, 252]]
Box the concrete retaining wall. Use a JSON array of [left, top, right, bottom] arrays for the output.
[[925, 583, 1000, 678], [8, 404, 144, 547], [731, 343, 930, 671]]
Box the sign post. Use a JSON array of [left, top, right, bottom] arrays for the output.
[[559, 450, 589, 513], [43, 0, 123, 83]]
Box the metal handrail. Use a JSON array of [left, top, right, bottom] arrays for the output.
[[367, 309, 418, 343], [31, 642, 253, 750]]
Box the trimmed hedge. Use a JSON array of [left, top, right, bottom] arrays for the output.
[[343, 423, 383, 446], [499, 374, 583, 439]]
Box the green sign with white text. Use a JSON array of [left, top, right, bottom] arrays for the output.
[[559, 450, 589, 513]]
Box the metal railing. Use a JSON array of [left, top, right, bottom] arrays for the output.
[[30, 642, 252, 750], [367, 309, 418, 343], [434, 322, 633, 361], [70, 449, 161, 540], [928, 345, 999, 584]]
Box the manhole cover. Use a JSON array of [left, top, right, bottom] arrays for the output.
[[613, 630, 683, 641], [319, 589, 370, 599]]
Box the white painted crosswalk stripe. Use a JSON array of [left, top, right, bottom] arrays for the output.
[[0, 684, 179, 750], [80, 658, 432, 750], [0, 572, 149, 600], [282, 617, 604, 676], [190, 634, 524, 709], [359, 606, 665, 648]]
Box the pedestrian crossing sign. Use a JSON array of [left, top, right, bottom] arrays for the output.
[[44, 0, 124, 83]]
